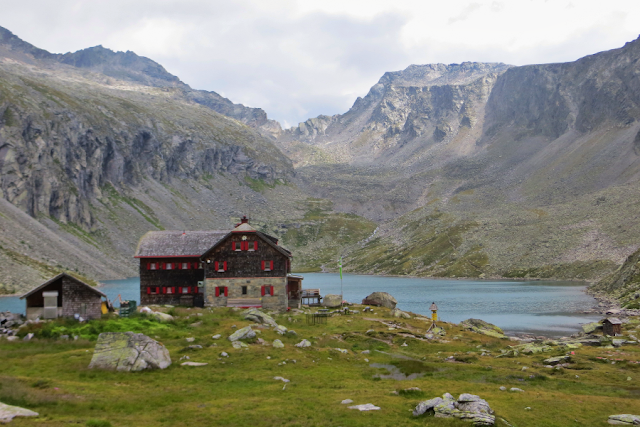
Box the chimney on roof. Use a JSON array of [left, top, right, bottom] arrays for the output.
[[241, 215, 249, 224]]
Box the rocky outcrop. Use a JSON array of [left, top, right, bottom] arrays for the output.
[[413, 393, 495, 426], [88, 332, 171, 371], [460, 319, 506, 339], [243, 308, 278, 327], [608, 414, 640, 425], [228, 326, 256, 341]]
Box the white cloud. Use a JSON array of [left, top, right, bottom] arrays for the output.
[[1, 0, 640, 126]]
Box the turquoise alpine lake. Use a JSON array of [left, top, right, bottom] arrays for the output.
[[0, 273, 600, 336]]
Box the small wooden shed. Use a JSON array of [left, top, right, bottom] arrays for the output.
[[602, 317, 622, 336], [20, 273, 106, 320]]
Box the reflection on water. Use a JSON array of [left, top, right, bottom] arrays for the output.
[[0, 273, 600, 336]]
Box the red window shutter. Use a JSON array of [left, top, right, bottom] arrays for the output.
[[270, 286, 274, 296], [215, 287, 220, 297], [270, 261, 274, 271], [224, 287, 228, 297], [215, 261, 219, 271], [186, 262, 190, 270], [194, 286, 198, 294], [223, 261, 227, 271], [261, 285, 265, 296], [147, 287, 151, 295], [147, 262, 151, 270], [162, 287, 166, 294], [232, 241, 236, 251], [261, 260, 265, 271], [254, 241, 258, 250], [156, 287, 160, 294], [187, 287, 191, 294], [172, 287, 176, 294]]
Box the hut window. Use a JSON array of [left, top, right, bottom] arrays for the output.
[[147, 287, 160, 295], [148, 262, 157, 270], [165, 287, 173, 294], [247, 241, 257, 251], [242, 286, 248, 295], [182, 262, 189, 270], [182, 287, 190, 294], [261, 285, 274, 296], [261, 260, 274, 271], [215, 286, 228, 297], [166, 263, 173, 270], [233, 241, 241, 251], [215, 261, 228, 272]]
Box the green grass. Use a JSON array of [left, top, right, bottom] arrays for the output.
[[1, 306, 639, 426]]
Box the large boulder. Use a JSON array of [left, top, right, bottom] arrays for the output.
[[228, 326, 256, 341], [89, 332, 171, 371], [582, 321, 602, 334], [364, 292, 397, 309], [322, 294, 342, 308], [243, 308, 278, 327], [460, 319, 506, 339]]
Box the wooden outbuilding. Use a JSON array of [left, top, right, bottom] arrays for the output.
[[602, 317, 622, 336], [20, 273, 106, 320]]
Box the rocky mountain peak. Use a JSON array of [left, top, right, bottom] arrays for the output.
[[378, 62, 512, 88]]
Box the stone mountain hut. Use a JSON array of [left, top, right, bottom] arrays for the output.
[[602, 317, 622, 336], [20, 273, 106, 320]]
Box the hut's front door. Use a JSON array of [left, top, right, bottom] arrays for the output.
[[43, 291, 58, 319]]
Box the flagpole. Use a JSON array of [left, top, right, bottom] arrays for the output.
[[339, 256, 343, 310]]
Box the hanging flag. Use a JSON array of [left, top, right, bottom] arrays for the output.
[[339, 257, 343, 280]]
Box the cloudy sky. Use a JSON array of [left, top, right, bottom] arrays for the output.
[[2, 0, 640, 127]]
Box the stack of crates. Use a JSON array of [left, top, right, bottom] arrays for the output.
[[119, 300, 137, 317]]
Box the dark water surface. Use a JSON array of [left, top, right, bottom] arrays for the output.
[[0, 273, 600, 336]]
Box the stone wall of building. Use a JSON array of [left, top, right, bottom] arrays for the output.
[[61, 277, 102, 320], [204, 277, 287, 310]]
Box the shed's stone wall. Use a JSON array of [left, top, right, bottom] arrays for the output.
[[61, 277, 102, 320]]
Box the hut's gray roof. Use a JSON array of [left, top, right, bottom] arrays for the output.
[[604, 317, 622, 325], [134, 230, 228, 258], [21, 273, 106, 299]]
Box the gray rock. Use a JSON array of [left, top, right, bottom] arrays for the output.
[[390, 308, 411, 319], [414, 393, 495, 426], [361, 350, 370, 354], [341, 399, 353, 404], [287, 330, 297, 336], [322, 294, 343, 308], [275, 325, 288, 335], [334, 348, 348, 354], [243, 308, 278, 327], [181, 362, 208, 366], [186, 337, 195, 342], [510, 388, 524, 392], [212, 334, 221, 339], [364, 292, 397, 309], [220, 352, 229, 357], [23, 333, 34, 341], [232, 341, 248, 349], [273, 376, 290, 383], [88, 332, 171, 371], [295, 339, 311, 348], [182, 345, 203, 351], [413, 397, 444, 416], [608, 414, 640, 425], [228, 326, 256, 341], [272, 339, 284, 348], [0, 401, 39, 423], [543, 355, 571, 365], [150, 312, 174, 322], [348, 403, 380, 411]]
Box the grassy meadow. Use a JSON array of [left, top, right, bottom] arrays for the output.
[[1, 306, 639, 426]]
